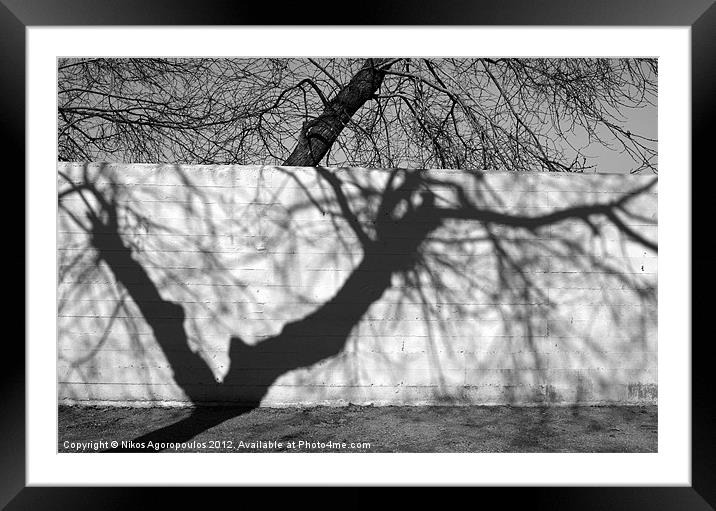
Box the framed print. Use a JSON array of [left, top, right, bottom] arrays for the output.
[[8, 0, 713, 506]]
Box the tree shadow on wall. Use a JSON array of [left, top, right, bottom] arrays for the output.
[[57, 163, 657, 451]]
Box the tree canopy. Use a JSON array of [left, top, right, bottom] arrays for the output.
[[58, 57, 657, 173]]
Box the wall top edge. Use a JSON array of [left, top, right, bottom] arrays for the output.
[[57, 161, 658, 179]]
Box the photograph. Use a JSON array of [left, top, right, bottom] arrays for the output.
[[56, 57, 658, 454]]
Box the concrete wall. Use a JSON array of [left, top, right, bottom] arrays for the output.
[[57, 163, 657, 406]]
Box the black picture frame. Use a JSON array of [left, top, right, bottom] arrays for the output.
[[7, 0, 713, 507]]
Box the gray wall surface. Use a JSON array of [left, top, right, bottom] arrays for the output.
[[57, 163, 657, 406]]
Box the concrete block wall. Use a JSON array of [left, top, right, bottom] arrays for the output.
[[57, 163, 657, 406]]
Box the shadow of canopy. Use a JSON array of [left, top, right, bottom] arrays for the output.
[[57, 162, 657, 448]]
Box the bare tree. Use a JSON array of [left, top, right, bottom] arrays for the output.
[[58, 57, 657, 173]]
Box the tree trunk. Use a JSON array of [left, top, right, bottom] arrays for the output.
[[283, 59, 392, 167]]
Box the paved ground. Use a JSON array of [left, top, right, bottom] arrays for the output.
[[58, 404, 657, 453]]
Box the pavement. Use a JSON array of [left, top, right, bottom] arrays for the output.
[[58, 404, 657, 453]]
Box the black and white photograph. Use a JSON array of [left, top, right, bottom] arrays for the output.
[[56, 57, 658, 454]]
